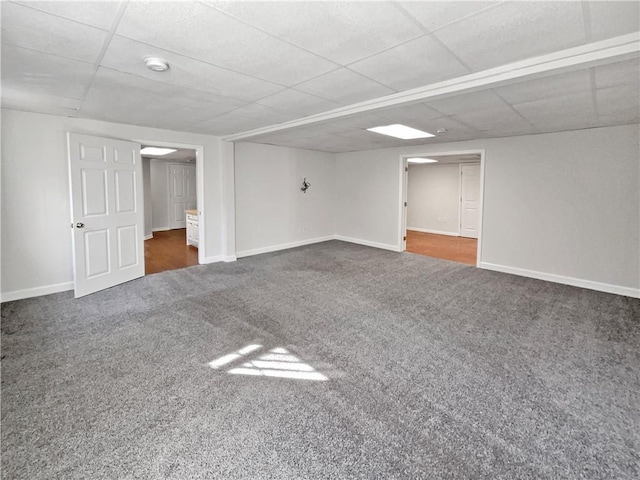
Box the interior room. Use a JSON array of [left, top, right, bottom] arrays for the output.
[[1, 1, 638, 479], [405, 153, 481, 265]]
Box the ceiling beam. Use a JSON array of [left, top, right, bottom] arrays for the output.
[[222, 32, 640, 142]]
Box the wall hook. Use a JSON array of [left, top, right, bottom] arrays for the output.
[[301, 177, 311, 193]]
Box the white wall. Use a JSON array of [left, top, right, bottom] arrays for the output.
[[150, 160, 169, 230], [335, 124, 640, 296], [407, 163, 460, 235], [234, 142, 335, 256], [142, 158, 152, 238], [1, 109, 233, 300]]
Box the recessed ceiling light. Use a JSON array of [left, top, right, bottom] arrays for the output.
[[141, 147, 177, 155], [144, 56, 170, 72], [367, 124, 434, 140], [407, 158, 438, 164]]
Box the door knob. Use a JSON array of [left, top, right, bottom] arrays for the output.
[[76, 222, 85, 228]]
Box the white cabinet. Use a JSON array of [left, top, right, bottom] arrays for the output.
[[186, 210, 199, 247]]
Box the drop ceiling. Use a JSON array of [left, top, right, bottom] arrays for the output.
[[1, 1, 638, 153]]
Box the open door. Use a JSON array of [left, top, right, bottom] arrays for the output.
[[67, 133, 144, 298]]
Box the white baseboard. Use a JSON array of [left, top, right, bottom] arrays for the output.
[[236, 236, 335, 259], [479, 262, 640, 298], [1, 281, 74, 303], [202, 255, 222, 264], [223, 255, 237, 262], [152, 227, 170, 232], [144, 234, 154, 240], [407, 227, 459, 237], [334, 235, 400, 252]]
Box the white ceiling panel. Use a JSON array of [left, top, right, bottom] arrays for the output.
[[452, 107, 534, 132], [588, 1, 640, 42], [494, 69, 593, 105], [426, 90, 508, 116], [397, 1, 500, 33], [225, 103, 300, 125], [101, 35, 284, 102], [434, 1, 586, 71], [80, 68, 247, 130], [594, 58, 640, 88], [348, 35, 470, 91], [398, 115, 482, 141], [115, 1, 336, 86], [1, 87, 82, 116], [294, 68, 395, 104], [257, 89, 341, 117], [210, 0, 424, 65], [1, 2, 109, 63], [376, 102, 447, 124], [1, 43, 96, 100], [12, 0, 122, 30], [596, 84, 640, 118], [512, 92, 596, 126]]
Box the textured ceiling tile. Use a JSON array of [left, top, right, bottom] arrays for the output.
[[101, 36, 284, 102], [190, 112, 271, 136], [376, 102, 445, 123], [294, 68, 395, 104], [434, 1, 586, 71], [1, 43, 96, 100], [80, 68, 247, 130], [588, 1, 640, 42], [348, 35, 470, 91], [1, 2, 109, 62], [13, 0, 121, 30], [426, 90, 507, 115], [210, 0, 424, 64], [225, 103, 300, 124], [512, 92, 596, 125], [1, 87, 82, 116], [397, 1, 499, 33], [116, 1, 336, 86], [594, 58, 640, 89], [494, 69, 593, 105], [596, 84, 640, 117], [257, 89, 341, 116], [452, 107, 533, 132]]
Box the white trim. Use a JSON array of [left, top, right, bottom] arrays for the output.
[[201, 255, 237, 264], [144, 234, 154, 240], [135, 139, 206, 266], [334, 235, 400, 252], [407, 228, 459, 236], [1, 282, 74, 303], [223, 33, 639, 141], [479, 262, 640, 298], [152, 227, 171, 232], [236, 236, 335, 258], [223, 255, 237, 263]]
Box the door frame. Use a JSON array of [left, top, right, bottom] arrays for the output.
[[398, 149, 486, 267], [135, 139, 206, 265]]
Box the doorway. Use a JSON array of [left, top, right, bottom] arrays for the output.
[[400, 151, 484, 266], [141, 145, 201, 275]]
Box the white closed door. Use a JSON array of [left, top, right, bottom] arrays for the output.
[[460, 163, 481, 239], [67, 133, 144, 298], [167, 163, 197, 229]]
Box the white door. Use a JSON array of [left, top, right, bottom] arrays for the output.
[[460, 163, 481, 239], [67, 133, 144, 298], [167, 163, 196, 229]]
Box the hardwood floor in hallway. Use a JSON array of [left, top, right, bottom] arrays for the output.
[[406, 230, 477, 266], [145, 229, 199, 275]]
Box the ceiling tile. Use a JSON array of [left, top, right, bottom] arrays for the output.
[[190, 112, 279, 136], [116, 1, 336, 86], [257, 89, 341, 116], [348, 35, 470, 91], [294, 68, 395, 104], [588, 1, 640, 42], [376, 102, 446, 123], [493, 69, 592, 105], [225, 103, 299, 125], [101, 35, 284, 102], [426, 90, 508, 115], [594, 58, 640, 89], [2, 87, 82, 116], [452, 107, 533, 132], [397, 1, 500, 33], [512, 92, 596, 126], [1, 43, 96, 100], [596, 84, 640, 118], [434, 1, 586, 71], [80, 68, 247, 131], [395, 115, 481, 140], [12, 0, 121, 30], [211, 1, 424, 64], [1, 2, 109, 63]]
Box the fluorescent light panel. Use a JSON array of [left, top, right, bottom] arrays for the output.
[[367, 124, 434, 140], [141, 147, 177, 155], [407, 158, 438, 164]]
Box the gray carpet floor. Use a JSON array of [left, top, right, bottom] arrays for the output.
[[1, 240, 639, 479]]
